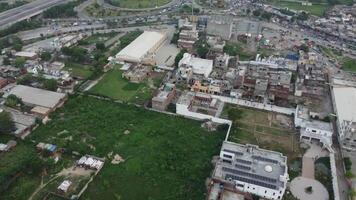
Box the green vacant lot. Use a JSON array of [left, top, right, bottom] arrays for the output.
[[342, 57, 356, 73], [222, 105, 300, 161], [266, 0, 330, 16], [108, 0, 172, 8], [25, 96, 225, 200], [63, 62, 93, 79], [89, 68, 154, 104]]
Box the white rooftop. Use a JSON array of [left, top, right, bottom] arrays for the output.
[[179, 53, 213, 78], [116, 31, 166, 63], [333, 87, 356, 122], [5, 85, 66, 109]]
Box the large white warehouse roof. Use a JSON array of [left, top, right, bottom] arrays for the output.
[[333, 86, 356, 122], [116, 31, 166, 63], [5, 85, 66, 109]]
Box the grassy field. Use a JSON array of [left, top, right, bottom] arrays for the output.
[[24, 96, 226, 200], [89, 67, 156, 104], [342, 57, 356, 73], [266, 0, 330, 16], [108, 0, 172, 8], [63, 62, 94, 79], [222, 104, 300, 161]]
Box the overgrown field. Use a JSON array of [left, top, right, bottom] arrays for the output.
[[26, 96, 226, 200], [222, 104, 300, 161]]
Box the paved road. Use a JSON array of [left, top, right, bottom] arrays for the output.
[[0, 0, 68, 29]]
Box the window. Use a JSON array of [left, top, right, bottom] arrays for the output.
[[265, 190, 267, 194], [223, 154, 232, 159], [222, 159, 232, 164]]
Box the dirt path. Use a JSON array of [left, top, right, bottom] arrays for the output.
[[28, 174, 59, 200]]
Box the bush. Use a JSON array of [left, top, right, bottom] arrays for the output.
[[0, 111, 15, 134]]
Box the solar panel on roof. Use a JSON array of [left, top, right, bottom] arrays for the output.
[[236, 158, 252, 165], [252, 155, 279, 164], [235, 164, 251, 171], [225, 174, 277, 190], [222, 167, 277, 183], [223, 149, 243, 156]]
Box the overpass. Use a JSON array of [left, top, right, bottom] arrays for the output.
[[0, 0, 69, 29]]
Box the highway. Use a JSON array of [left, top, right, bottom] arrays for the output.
[[0, 0, 68, 29]]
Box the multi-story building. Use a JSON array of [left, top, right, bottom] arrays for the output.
[[152, 83, 176, 111], [212, 141, 289, 200]]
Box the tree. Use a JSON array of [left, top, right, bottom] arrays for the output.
[[13, 57, 25, 68], [253, 9, 261, 17], [174, 49, 187, 67], [3, 57, 10, 65], [196, 41, 210, 58], [43, 79, 58, 91], [13, 43, 22, 51], [0, 111, 15, 134], [96, 42, 105, 51], [40, 51, 52, 61], [261, 12, 272, 21], [5, 94, 23, 109]]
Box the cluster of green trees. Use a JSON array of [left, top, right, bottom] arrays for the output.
[[4, 94, 24, 110], [0, 111, 15, 134], [223, 42, 255, 61], [252, 9, 273, 21], [0, 1, 26, 13], [0, 20, 41, 38], [174, 49, 187, 67], [0, 36, 23, 52], [40, 51, 52, 61], [17, 74, 58, 91], [195, 38, 210, 58], [61, 46, 88, 62], [43, 0, 85, 18]]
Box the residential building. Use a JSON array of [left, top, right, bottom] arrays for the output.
[[0, 77, 8, 89], [332, 86, 356, 151], [212, 141, 289, 200], [300, 121, 333, 148], [152, 83, 176, 111], [122, 65, 151, 83]]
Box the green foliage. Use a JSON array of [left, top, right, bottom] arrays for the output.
[[0, 111, 15, 134], [96, 42, 105, 50], [252, 9, 262, 16], [0, 36, 23, 52], [223, 42, 254, 61], [61, 46, 88, 62], [195, 39, 210, 58], [43, 1, 84, 18], [43, 79, 58, 91], [40, 51, 52, 61], [345, 170, 354, 178], [0, 1, 26, 13], [29, 96, 226, 199], [171, 31, 180, 45], [175, 49, 187, 67], [13, 43, 23, 51], [180, 4, 200, 14], [5, 94, 23, 109], [342, 57, 356, 72], [0, 145, 41, 191], [261, 11, 273, 20], [13, 57, 25, 68], [296, 11, 309, 21], [344, 157, 352, 171], [0, 21, 41, 38]]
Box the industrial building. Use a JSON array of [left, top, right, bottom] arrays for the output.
[[4, 85, 67, 111], [332, 86, 356, 151], [115, 31, 167, 65], [212, 141, 289, 200]]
